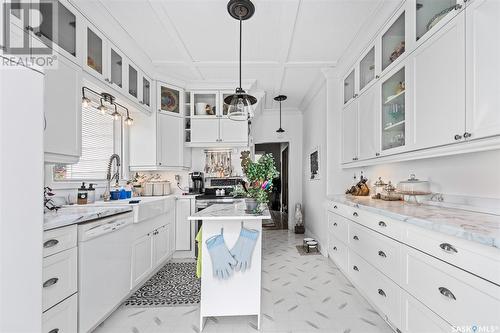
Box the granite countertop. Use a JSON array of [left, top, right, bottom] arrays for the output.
[[44, 206, 133, 231], [188, 203, 271, 221], [327, 195, 500, 248]]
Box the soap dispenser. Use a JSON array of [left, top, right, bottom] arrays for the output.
[[87, 183, 96, 203], [77, 182, 88, 205]]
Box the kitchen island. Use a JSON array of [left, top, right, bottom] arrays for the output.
[[188, 202, 270, 331]]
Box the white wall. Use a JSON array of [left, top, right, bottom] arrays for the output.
[[302, 83, 328, 245], [252, 109, 303, 230]]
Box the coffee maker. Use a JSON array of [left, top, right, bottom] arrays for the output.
[[189, 172, 204, 194]]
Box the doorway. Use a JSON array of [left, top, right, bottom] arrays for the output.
[[254, 142, 289, 229]]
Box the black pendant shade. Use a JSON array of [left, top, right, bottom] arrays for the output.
[[225, 0, 257, 121], [274, 94, 287, 133]]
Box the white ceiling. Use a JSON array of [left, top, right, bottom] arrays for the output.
[[75, 0, 386, 110]]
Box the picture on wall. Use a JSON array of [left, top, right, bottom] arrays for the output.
[[309, 146, 320, 180]]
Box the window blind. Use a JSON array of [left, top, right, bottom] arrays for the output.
[[54, 105, 121, 181]]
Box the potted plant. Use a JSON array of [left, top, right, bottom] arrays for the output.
[[233, 153, 279, 213]]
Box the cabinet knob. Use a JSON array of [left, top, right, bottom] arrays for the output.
[[375, 75, 380, 79], [439, 243, 458, 254], [43, 239, 59, 248], [352, 212, 358, 217], [353, 235, 359, 241], [354, 93, 358, 98], [463, 132, 472, 139], [333, 205, 338, 209], [454, 3, 462, 10], [378, 250, 387, 258], [25, 25, 34, 32], [378, 221, 387, 227], [333, 246, 337, 251], [43, 277, 59, 288], [454, 134, 462, 140], [378, 289, 386, 297], [353, 265, 359, 272], [139, 101, 144, 104], [375, 152, 380, 156], [333, 222, 337, 226], [438, 287, 456, 300]]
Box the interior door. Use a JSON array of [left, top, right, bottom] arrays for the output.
[[465, 0, 500, 139], [157, 113, 182, 167], [412, 11, 466, 149], [358, 82, 380, 160], [342, 101, 358, 163], [130, 233, 152, 288]]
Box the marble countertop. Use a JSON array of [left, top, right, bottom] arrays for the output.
[[327, 195, 500, 248], [188, 203, 271, 221], [44, 206, 133, 231]]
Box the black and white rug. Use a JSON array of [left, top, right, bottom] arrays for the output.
[[124, 262, 200, 307]]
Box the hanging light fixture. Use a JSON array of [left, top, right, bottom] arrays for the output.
[[81, 91, 91, 108], [125, 109, 134, 126], [111, 104, 121, 121], [274, 95, 287, 133], [224, 0, 257, 121], [97, 99, 107, 115], [81, 87, 132, 124]]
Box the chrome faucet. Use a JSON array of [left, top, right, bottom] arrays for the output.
[[103, 154, 121, 201]]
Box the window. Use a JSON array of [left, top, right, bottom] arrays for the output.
[[53, 104, 122, 181]]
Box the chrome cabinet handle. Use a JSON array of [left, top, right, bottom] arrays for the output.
[[375, 75, 380, 79], [378, 289, 386, 297], [455, 3, 462, 10], [378, 250, 386, 258], [378, 221, 387, 227], [333, 246, 337, 251], [353, 265, 359, 272], [43, 239, 59, 248], [352, 212, 358, 217], [375, 152, 380, 156], [438, 287, 456, 300], [454, 134, 462, 140], [353, 235, 359, 241], [333, 222, 337, 226], [439, 243, 458, 254], [43, 277, 59, 288], [333, 205, 338, 209], [463, 132, 472, 139], [48, 329, 59, 333]]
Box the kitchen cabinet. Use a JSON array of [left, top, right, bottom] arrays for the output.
[[141, 74, 152, 109], [465, 0, 500, 140], [358, 82, 380, 159], [343, 69, 356, 104], [381, 8, 407, 73], [107, 43, 124, 90], [84, 24, 106, 81], [412, 10, 465, 149], [414, 0, 462, 45], [219, 118, 248, 143], [42, 293, 78, 333], [153, 224, 170, 266], [400, 290, 452, 333], [127, 63, 139, 99], [131, 233, 153, 288], [158, 82, 183, 116], [44, 53, 82, 164], [359, 46, 377, 92], [175, 198, 193, 251], [341, 101, 358, 163], [191, 91, 219, 118], [191, 119, 220, 143], [157, 112, 185, 168]]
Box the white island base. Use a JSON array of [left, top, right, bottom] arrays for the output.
[[188, 203, 270, 332]]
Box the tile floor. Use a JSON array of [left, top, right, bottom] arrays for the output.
[[94, 230, 394, 333]]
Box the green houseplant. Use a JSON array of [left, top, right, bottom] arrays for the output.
[[233, 153, 279, 212]]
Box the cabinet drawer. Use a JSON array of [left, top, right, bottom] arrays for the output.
[[43, 225, 77, 258], [404, 224, 500, 285], [42, 293, 77, 333], [348, 250, 401, 328], [349, 207, 404, 240], [402, 246, 500, 327], [328, 233, 348, 272], [349, 222, 401, 283], [401, 290, 452, 333], [43, 247, 77, 312], [328, 211, 349, 243]]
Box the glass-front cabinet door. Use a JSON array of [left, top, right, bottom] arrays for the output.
[[85, 26, 105, 78], [220, 91, 235, 117], [158, 83, 181, 115], [382, 12, 405, 71], [191, 91, 218, 118], [343, 69, 355, 104], [416, 0, 459, 42], [142, 76, 151, 107], [128, 64, 138, 99], [109, 46, 123, 88], [359, 46, 376, 91], [381, 65, 406, 151]]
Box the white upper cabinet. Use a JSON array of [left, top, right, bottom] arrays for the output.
[[191, 119, 220, 144], [412, 10, 465, 149], [219, 118, 248, 144], [140, 74, 152, 110], [414, 0, 463, 46], [157, 113, 184, 168], [127, 63, 139, 100], [465, 0, 500, 140], [342, 101, 358, 163], [44, 54, 82, 164], [107, 43, 124, 91], [190, 91, 219, 118], [158, 82, 182, 116], [84, 24, 106, 81], [358, 81, 381, 160], [343, 69, 356, 104], [381, 7, 407, 74], [359, 46, 378, 93]]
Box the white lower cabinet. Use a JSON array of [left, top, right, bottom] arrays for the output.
[[153, 224, 170, 266], [175, 198, 193, 251], [131, 233, 154, 288], [42, 293, 78, 333], [328, 201, 500, 332]]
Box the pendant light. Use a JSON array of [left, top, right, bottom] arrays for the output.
[[274, 95, 287, 133], [81, 87, 133, 125], [224, 0, 257, 121]]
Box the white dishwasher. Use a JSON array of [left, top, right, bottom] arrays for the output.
[[78, 212, 134, 333]]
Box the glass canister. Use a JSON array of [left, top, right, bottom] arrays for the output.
[[371, 177, 387, 199], [380, 181, 402, 201], [397, 174, 431, 195]]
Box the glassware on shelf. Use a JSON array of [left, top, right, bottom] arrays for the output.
[[381, 67, 406, 151], [416, 0, 457, 41], [382, 12, 405, 70]]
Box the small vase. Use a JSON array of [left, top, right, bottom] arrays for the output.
[[245, 198, 259, 212]]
